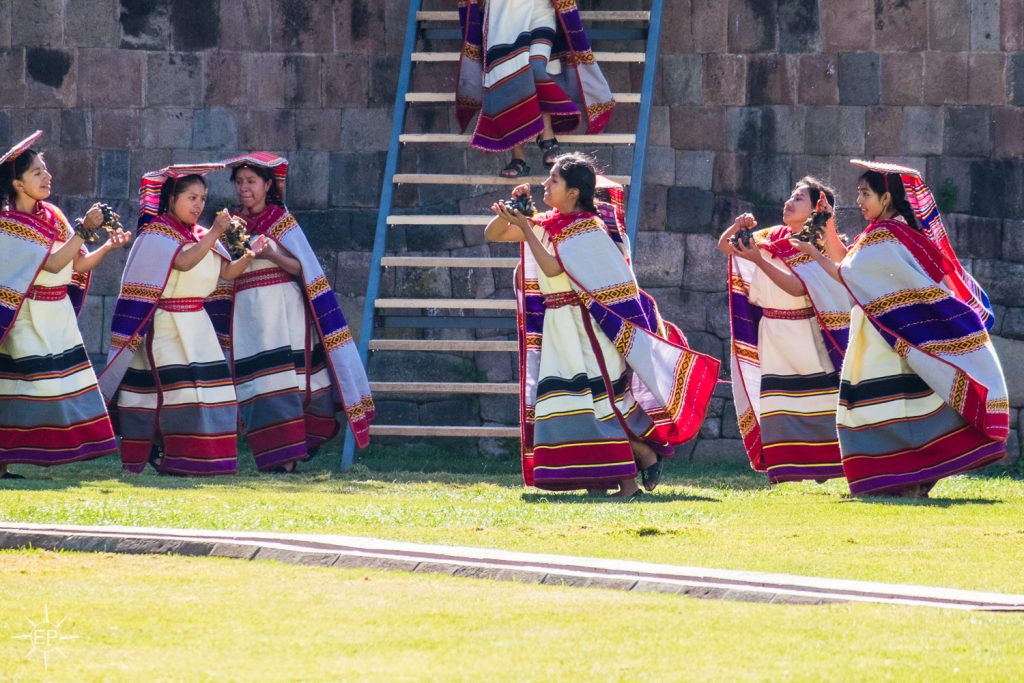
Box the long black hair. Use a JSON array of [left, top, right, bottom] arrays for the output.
[[795, 176, 836, 210], [230, 164, 284, 206], [552, 152, 598, 214], [0, 149, 42, 209], [859, 170, 921, 230], [157, 174, 207, 216]]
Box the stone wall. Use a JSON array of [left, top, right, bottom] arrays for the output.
[[2, 0, 1022, 467]]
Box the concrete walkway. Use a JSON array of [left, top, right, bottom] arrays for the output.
[[1, 522, 1022, 611]]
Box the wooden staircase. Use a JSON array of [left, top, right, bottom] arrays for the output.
[[340, 0, 666, 468]]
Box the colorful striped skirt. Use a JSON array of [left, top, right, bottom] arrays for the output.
[[232, 264, 338, 471], [0, 286, 117, 467], [837, 307, 1005, 495]]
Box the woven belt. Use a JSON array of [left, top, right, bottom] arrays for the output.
[[543, 292, 580, 309], [235, 267, 294, 292], [25, 285, 68, 301], [158, 297, 205, 312], [762, 306, 815, 320]]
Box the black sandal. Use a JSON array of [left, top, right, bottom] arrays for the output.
[[537, 137, 562, 166], [148, 445, 163, 473], [638, 456, 663, 492], [268, 461, 298, 475], [500, 158, 530, 178], [1, 471, 25, 480]]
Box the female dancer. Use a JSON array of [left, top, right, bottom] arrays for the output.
[[0, 131, 130, 478], [487, 153, 719, 498], [718, 178, 852, 484], [222, 153, 373, 473], [795, 160, 1008, 496], [99, 164, 266, 476], [457, 0, 615, 177]]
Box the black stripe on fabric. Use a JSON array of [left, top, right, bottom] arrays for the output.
[[761, 372, 840, 392], [485, 27, 557, 63], [537, 372, 628, 400], [0, 346, 89, 375], [234, 347, 299, 378], [839, 374, 932, 405], [156, 361, 232, 386]]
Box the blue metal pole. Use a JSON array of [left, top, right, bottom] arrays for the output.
[[624, 0, 665, 246], [341, 0, 423, 471]]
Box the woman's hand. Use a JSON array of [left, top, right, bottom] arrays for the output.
[[732, 236, 764, 263], [511, 183, 531, 199], [82, 203, 104, 230], [249, 234, 269, 257], [106, 228, 132, 250], [211, 209, 234, 235], [492, 202, 531, 237], [814, 192, 838, 236], [789, 238, 819, 256]]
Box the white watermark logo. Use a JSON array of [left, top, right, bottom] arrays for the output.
[[13, 606, 78, 671]]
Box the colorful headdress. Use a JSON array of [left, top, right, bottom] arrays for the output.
[[138, 163, 224, 228], [1, 130, 44, 167], [221, 152, 289, 201], [851, 159, 995, 329]]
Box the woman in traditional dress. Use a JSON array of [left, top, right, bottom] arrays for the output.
[[487, 153, 720, 498], [457, 0, 616, 177], [794, 160, 1009, 497], [717, 178, 853, 484], [99, 165, 267, 476], [0, 131, 130, 479], [222, 153, 374, 473]]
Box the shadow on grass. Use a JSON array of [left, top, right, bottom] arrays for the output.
[[839, 497, 1001, 507], [520, 491, 720, 504]]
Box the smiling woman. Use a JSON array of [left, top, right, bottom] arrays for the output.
[[0, 131, 131, 480]]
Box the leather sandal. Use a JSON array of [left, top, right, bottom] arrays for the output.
[[499, 158, 530, 178], [537, 137, 562, 165]]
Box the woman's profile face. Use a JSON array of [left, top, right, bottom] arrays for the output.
[[168, 179, 208, 225], [856, 180, 887, 222], [782, 186, 813, 228], [542, 168, 572, 211], [13, 154, 52, 203], [233, 167, 271, 213]]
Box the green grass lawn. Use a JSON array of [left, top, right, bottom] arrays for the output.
[[1, 550, 1022, 682], [2, 445, 1023, 595]]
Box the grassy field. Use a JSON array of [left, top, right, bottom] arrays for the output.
[[2, 445, 1023, 595], [1, 549, 1022, 682]]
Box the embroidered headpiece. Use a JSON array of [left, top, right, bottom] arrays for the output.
[[221, 152, 289, 201], [137, 163, 224, 227], [1, 130, 44, 166]]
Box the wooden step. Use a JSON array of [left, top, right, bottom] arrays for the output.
[[381, 256, 518, 268], [388, 215, 492, 226], [370, 425, 520, 438], [416, 10, 650, 22], [412, 52, 644, 63], [400, 133, 636, 145], [406, 92, 641, 104], [394, 173, 630, 186], [369, 339, 517, 352], [375, 298, 517, 311], [370, 382, 518, 395]]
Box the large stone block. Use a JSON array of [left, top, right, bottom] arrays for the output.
[[902, 106, 944, 155], [691, 0, 728, 53], [778, 0, 820, 53], [702, 54, 746, 106], [705, 291, 731, 338], [659, 0, 693, 55], [880, 53, 923, 105], [249, 53, 321, 109], [271, 0, 333, 52], [993, 107, 1024, 158], [691, 438, 747, 466], [726, 106, 762, 152], [713, 152, 748, 194], [87, 244, 127, 297], [748, 153, 794, 204], [1002, 219, 1024, 262], [923, 52, 970, 105], [240, 109, 296, 151], [60, 109, 90, 147], [91, 109, 139, 150], [24, 47, 75, 108], [168, 0, 221, 52], [296, 109, 342, 151], [340, 107, 391, 154], [967, 53, 1007, 106], [329, 152, 385, 207], [972, 259, 1024, 307], [633, 231, 685, 288], [762, 106, 806, 154], [204, 52, 244, 107], [97, 149, 130, 199], [449, 245, 497, 300], [798, 54, 838, 106], [369, 351, 477, 384], [479, 395, 517, 425], [727, 0, 776, 53], [1001, 308, 1024, 340], [805, 106, 865, 156], [667, 187, 715, 233], [76, 48, 144, 107], [321, 53, 370, 108], [46, 148, 95, 197], [874, 0, 928, 51], [676, 151, 714, 191], [683, 233, 727, 292], [970, 159, 1024, 219], [972, 0, 1002, 50], [647, 288, 708, 333], [217, 0, 270, 51], [864, 106, 903, 156], [1004, 0, 1024, 50], [944, 107, 993, 156], [193, 107, 238, 150], [956, 216, 1003, 258], [669, 106, 725, 151], [333, 250, 371, 298], [820, 0, 875, 51], [992, 335, 1024, 407], [0, 2, 11, 47], [78, 294, 103, 356], [746, 55, 794, 106], [118, 0, 170, 49], [929, 0, 971, 50], [286, 151, 330, 209], [661, 54, 702, 106], [644, 146, 676, 187], [334, 0, 387, 54], [11, 0, 63, 46], [140, 107, 193, 150], [838, 52, 880, 106], [146, 52, 202, 107], [0, 49, 24, 106]]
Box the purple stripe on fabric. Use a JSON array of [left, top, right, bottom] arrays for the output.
[[0, 307, 16, 333], [253, 444, 307, 471], [767, 465, 845, 484], [876, 300, 984, 347], [730, 293, 761, 346], [848, 442, 1006, 496], [821, 331, 845, 374], [68, 285, 85, 317], [159, 457, 237, 477], [533, 462, 636, 483], [0, 438, 118, 466], [111, 299, 156, 337]]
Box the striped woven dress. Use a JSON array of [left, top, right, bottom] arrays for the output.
[[0, 203, 117, 468]]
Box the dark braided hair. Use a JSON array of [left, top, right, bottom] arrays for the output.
[[0, 149, 42, 209], [552, 152, 598, 214], [157, 174, 206, 216], [795, 176, 836, 210], [859, 170, 921, 230], [230, 164, 283, 207]]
